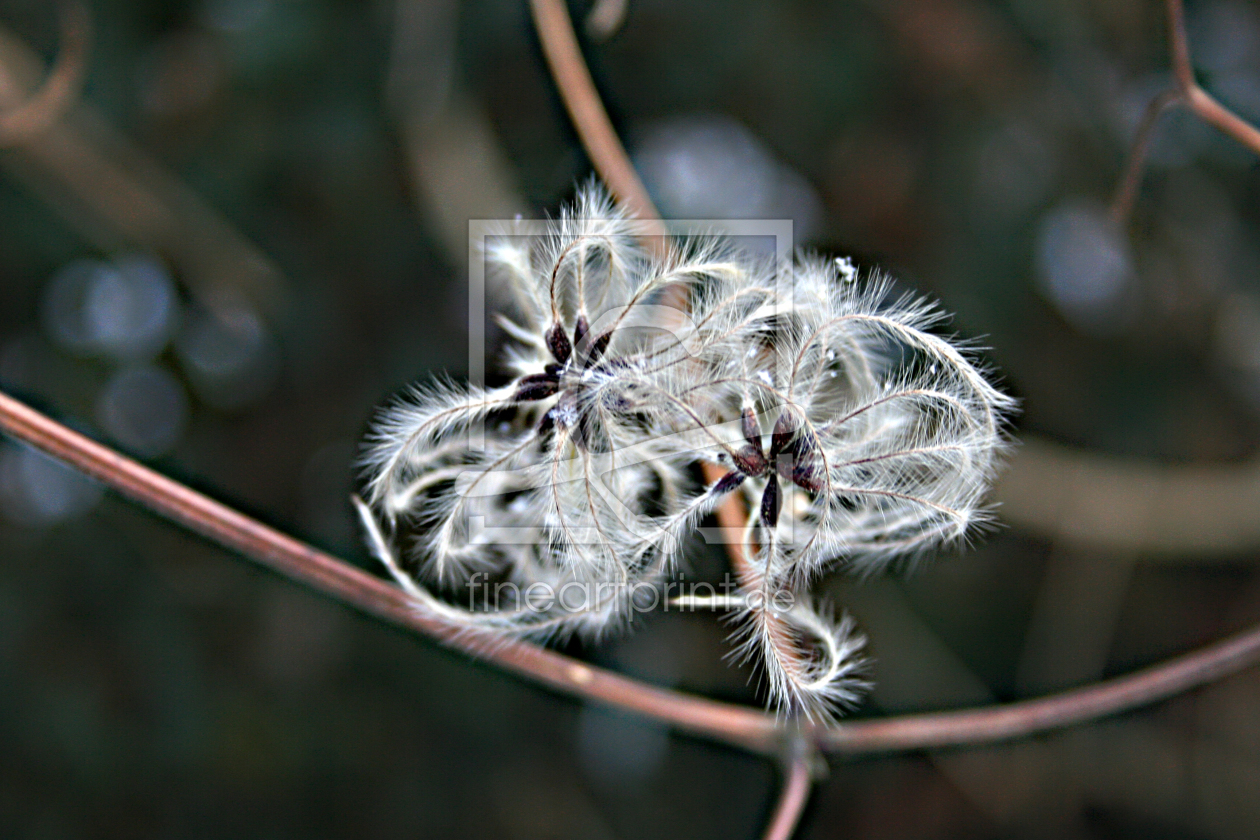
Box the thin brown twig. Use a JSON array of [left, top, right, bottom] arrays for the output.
[[820, 617, 1260, 752], [762, 742, 815, 840], [1166, 0, 1260, 154], [1111, 0, 1260, 222], [0, 3, 89, 147], [528, 0, 666, 242], [697, 459, 809, 699], [1109, 88, 1181, 224], [1166, 0, 1194, 92]]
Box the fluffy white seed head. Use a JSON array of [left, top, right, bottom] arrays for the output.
[[360, 184, 1013, 718]]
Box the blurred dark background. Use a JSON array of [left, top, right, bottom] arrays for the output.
[[2, 0, 1260, 837]]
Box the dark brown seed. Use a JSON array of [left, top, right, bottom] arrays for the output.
[[711, 471, 747, 496], [546, 322, 572, 365], [760, 474, 782, 531], [732, 445, 768, 477], [588, 331, 612, 363], [790, 425, 819, 457], [536, 410, 555, 437], [790, 460, 822, 494], [513, 372, 560, 402], [573, 315, 590, 350], [769, 411, 798, 460], [741, 406, 761, 450]]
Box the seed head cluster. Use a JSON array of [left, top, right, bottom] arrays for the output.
[[357, 186, 1014, 720]]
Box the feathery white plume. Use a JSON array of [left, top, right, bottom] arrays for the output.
[[360, 184, 1013, 719]]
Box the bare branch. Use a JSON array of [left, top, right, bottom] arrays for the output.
[[0, 388, 778, 756], [1165, 0, 1260, 155]]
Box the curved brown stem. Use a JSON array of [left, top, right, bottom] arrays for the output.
[[1109, 88, 1181, 224], [819, 618, 1260, 752], [0, 3, 89, 147], [528, 0, 666, 241], [1166, 0, 1195, 93]]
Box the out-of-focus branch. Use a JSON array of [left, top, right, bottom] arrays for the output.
[[995, 435, 1260, 556], [0, 3, 88, 147], [386, 0, 526, 268], [1111, 0, 1260, 221], [0, 20, 283, 315]]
